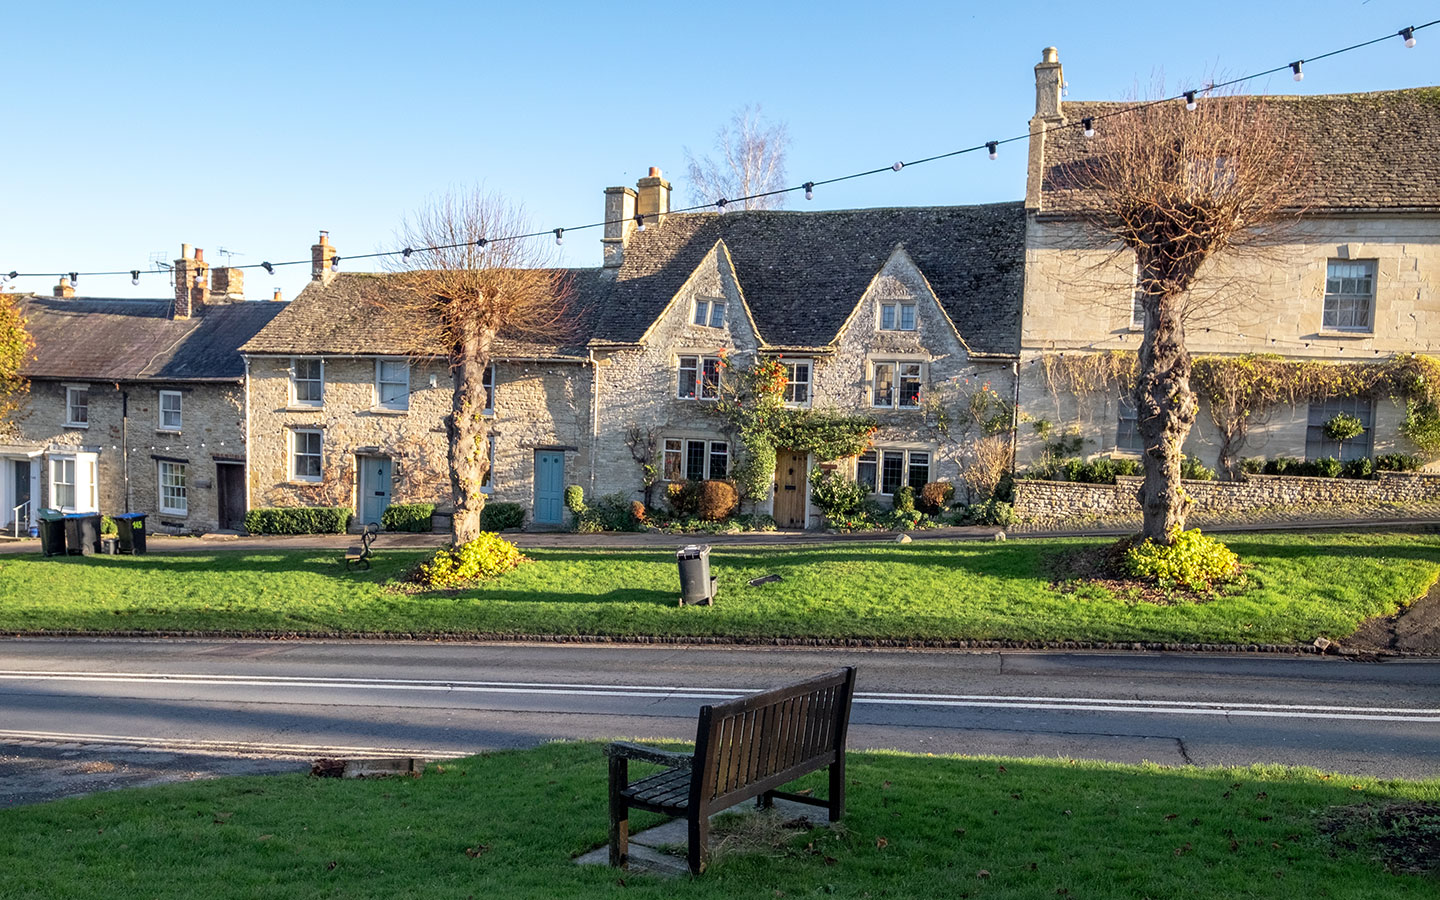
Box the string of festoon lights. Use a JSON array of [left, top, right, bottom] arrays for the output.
[[1, 21, 1431, 287]]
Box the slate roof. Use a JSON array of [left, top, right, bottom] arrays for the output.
[[241, 269, 610, 359], [1041, 88, 1440, 214], [600, 203, 1027, 356], [17, 296, 287, 382]]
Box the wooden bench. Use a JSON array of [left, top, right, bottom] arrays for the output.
[[343, 523, 378, 570], [607, 666, 857, 875]]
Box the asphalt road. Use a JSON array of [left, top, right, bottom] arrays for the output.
[[1, 638, 1436, 805]]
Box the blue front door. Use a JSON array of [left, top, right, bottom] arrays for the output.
[[359, 456, 392, 527], [534, 452, 565, 525]]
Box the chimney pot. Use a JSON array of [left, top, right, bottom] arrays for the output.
[[181, 243, 192, 259], [272, 288, 284, 302], [1042, 46, 1058, 63], [319, 230, 329, 246], [636, 167, 671, 224], [195, 248, 204, 262], [54, 277, 75, 298]]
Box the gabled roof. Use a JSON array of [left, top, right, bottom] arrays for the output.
[[1041, 88, 1440, 214], [240, 269, 609, 359], [599, 203, 1027, 356], [17, 295, 286, 382]]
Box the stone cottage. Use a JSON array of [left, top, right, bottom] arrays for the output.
[[241, 172, 1027, 529], [1, 248, 285, 534], [1016, 48, 1440, 470]]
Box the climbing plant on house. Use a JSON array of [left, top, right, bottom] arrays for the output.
[[714, 355, 877, 502]]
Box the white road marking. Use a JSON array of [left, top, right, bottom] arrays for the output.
[[0, 670, 1437, 723]]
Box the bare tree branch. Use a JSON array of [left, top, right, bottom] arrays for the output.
[[684, 104, 790, 210]]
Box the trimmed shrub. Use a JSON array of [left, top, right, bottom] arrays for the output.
[[244, 506, 351, 535], [1122, 528, 1240, 591], [666, 482, 699, 517], [414, 533, 525, 589], [381, 502, 434, 533], [480, 502, 525, 531], [1241, 457, 1266, 475], [100, 515, 118, 536], [1376, 453, 1425, 472], [563, 485, 586, 514], [1180, 455, 1216, 481], [1341, 457, 1375, 480], [577, 492, 645, 532], [1263, 457, 1301, 476], [1323, 413, 1365, 443], [808, 468, 868, 516], [1312, 456, 1343, 478], [952, 499, 1015, 527], [1025, 457, 1143, 485], [917, 480, 955, 515], [694, 480, 739, 521], [893, 485, 917, 517]]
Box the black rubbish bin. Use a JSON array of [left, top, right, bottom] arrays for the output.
[[114, 513, 148, 554], [64, 513, 102, 556], [38, 510, 66, 557], [676, 544, 717, 606]]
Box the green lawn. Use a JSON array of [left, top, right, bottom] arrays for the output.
[[1, 742, 1435, 898], [0, 532, 1435, 644]]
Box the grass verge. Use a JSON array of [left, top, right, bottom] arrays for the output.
[[1, 742, 1436, 898], [0, 532, 1435, 644]]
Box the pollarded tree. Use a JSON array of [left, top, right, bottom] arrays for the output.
[[0, 289, 32, 440], [1073, 94, 1308, 543], [392, 190, 573, 544]]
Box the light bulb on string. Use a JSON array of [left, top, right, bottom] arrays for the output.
[[715, 199, 727, 214], [1184, 90, 1197, 111], [70, 272, 78, 286], [804, 182, 814, 201], [634, 214, 645, 232], [1291, 60, 1304, 82], [1082, 117, 1095, 138], [986, 141, 998, 160], [261, 262, 274, 275], [1400, 26, 1417, 48], [891, 161, 904, 171], [475, 238, 487, 248], [131, 270, 140, 286], [553, 228, 564, 246], [331, 256, 340, 272]]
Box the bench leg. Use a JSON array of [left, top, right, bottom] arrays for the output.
[[608, 756, 629, 868], [828, 755, 846, 822], [687, 811, 708, 875], [756, 790, 774, 810]]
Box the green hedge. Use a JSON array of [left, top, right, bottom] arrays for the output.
[[243, 506, 352, 535], [381, 503, 435, 533], [480, 502, 526, 531]]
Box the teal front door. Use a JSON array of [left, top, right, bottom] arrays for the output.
[[359, 456, 392, 527], [534, 451, 565, 525]]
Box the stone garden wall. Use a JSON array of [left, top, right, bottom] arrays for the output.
[[1013, 472, 1440, 525]]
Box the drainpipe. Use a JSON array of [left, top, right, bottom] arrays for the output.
[[121, 389, 131, 513], [243, 356, 252, 518], [1009, 360, 1021, 472], [588, 349, 599, 499]]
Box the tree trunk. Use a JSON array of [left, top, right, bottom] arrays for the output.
[[1134, 291, 1198, 544], [446, 321, 493, 545], [1216, 423, 1246, 482]]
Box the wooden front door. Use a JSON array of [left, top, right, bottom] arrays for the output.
[[215, 463, 245, 531], [773, 449, 808, 529]]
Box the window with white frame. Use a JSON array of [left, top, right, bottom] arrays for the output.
[[662, 438, 729, 481], [693, 297, 726, 329], [1130, 262, 1146, 329], [291, 429, 323, 481], [48, 453, 97, 512], [1323, 259, 1376, 332], [483, 364, 496, 414], [782, 360, 811, 406], [871, 361, 923, 409], [65, 386, 89, 427], [1306, 396, 1374, 461], [50, 457, 76, 510], [879, 301, 917, 332], [291, 358, 323, 406], [856, 448, 930, 495], [1116, 397, 1144, 453], [158, 390, 182, 431], [158, 461, 187, 514], [480, 435, 495, 494], [376, 358, 410, 410], [677, 355, 722, 400]]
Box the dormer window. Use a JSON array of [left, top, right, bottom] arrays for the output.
[[693, 297, 727, 329], [880, 301, 917, 331]]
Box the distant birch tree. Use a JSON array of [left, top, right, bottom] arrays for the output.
[[685, 104, 790, 210]]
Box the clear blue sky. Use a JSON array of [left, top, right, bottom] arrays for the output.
[[4, 1, 1435, 302]]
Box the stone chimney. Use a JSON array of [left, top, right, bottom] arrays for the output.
[[601, 185, 638, 269], [172, 244, 210, 319], [211, 266, 244, 302], [311, 231, 337, 285], [53, 278, 75, 298], [272, 288, 284, 302], [635, 167, 670, 223], [1027, 47, 1065, 210]]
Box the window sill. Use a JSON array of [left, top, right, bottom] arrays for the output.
[[158, 509, 188, 517], [367, 406, 409, 416], [63, 423, 89, 429], [286, 479, 324, 486], [1316, 330, 1373, 339], [156, 429, 182, 435], [284, 405, 324, 412]]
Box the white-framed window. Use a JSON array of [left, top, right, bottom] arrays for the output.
[[856, 448, 931, 495], [291, 429, 323, 481], [782, 360, 811, 406], [1130, 262, 1146, 329], [65, 386, 89, 427], [693, 297, 727, 329], [1323, 259, 1376, 332], [158, 461, 187, 514], [483, 364, 496, 414], [1306, 397, 1374, 461], [677, 355, 722, 400], [1116, 397, 1144, 453], [48, 452, 97, 512], [291, 357, 324, 406], [871, 361, 923, 409], [376, 358, 410, 410], [879, 301, 917, 332], [480, 434, 496, 494], [662, 438, 729, 481], [158, 390, 183, 431]]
